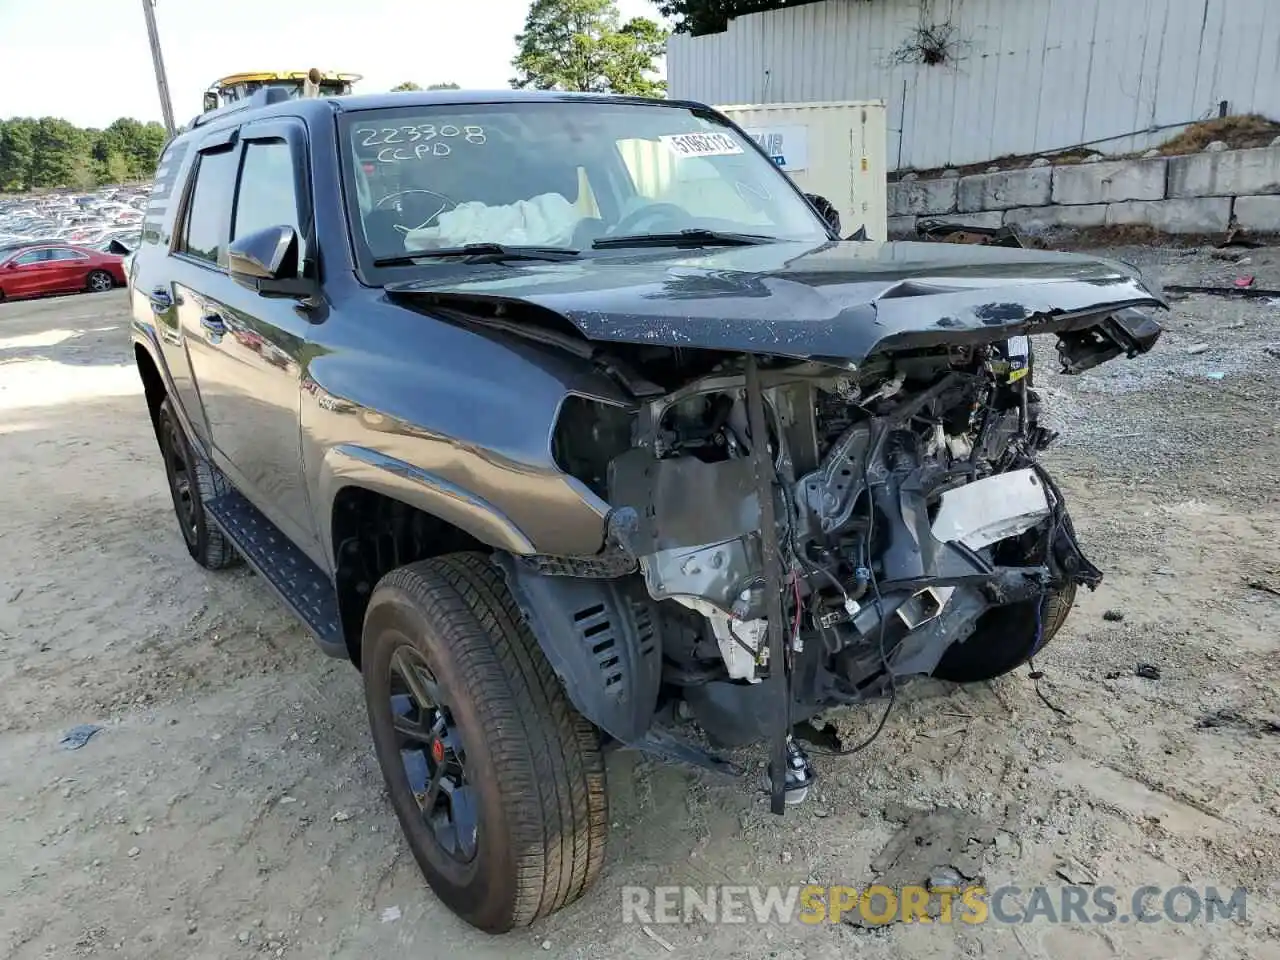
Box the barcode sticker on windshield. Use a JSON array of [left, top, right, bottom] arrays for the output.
[[660, 133, 744, 158]]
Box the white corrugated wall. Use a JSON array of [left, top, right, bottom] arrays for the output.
[[667, 0, 1280, 171]]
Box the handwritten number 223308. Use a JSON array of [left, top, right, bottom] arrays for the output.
[[355, 125, 487, 147]]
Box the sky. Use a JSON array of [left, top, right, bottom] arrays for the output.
[[0, 0, 665, 129]]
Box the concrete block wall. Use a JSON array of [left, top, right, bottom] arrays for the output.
[[887, 141, 1280, 238]]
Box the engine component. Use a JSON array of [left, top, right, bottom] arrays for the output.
[[588, 336, 1110, 808], [673, 596, 767, 682], [895, 587, 948, 630], [781, 738, 815, 804], [930, 467, 1051, 549]]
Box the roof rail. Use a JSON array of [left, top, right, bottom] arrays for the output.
[[189, 86, 292, 130]]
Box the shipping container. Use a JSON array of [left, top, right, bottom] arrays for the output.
[[715, 101, 888, 241]]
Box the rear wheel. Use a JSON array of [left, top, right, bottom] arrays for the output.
[[932, 582, 1076, 683], [362, 553, 608, 932], [156, 398, 238, 569], [86, 270, 114, 293]]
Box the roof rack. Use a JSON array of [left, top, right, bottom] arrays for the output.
[[189, 86, 292, 130]]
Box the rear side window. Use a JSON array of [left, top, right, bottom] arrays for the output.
[[178, 147, 239, 266], [46, 248, 89, 262], [142, 139, 190, 246], [233, 140, 300, 240]]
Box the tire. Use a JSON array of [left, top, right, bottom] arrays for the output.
[[932, 582, 1076, 683], [86, 270, 114, 293], [156, 398, 239, 570], [362, 554, 608, 933]]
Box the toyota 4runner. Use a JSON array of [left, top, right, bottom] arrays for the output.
[[129, 87, 1164, 932]]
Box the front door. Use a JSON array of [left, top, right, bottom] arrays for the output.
[[3, 248, 55, 297], [171, 120, 320, 556]]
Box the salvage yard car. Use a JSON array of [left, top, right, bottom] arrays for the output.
[[0, 241, 126, 301], [128, 87, 1165, 932]]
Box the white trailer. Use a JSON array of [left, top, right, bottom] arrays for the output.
[[716, 101, 888, 241]]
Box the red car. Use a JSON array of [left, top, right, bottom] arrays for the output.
[[0, 242, 127, 302]]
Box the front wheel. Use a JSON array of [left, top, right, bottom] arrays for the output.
[[932, 582, 1076, 683], [362, 553, 608, 932], [86, 270, 114, 293]]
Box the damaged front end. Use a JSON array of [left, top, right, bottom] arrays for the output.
[[393, 245, 1166, 813], [504, 332, 1139, 813]]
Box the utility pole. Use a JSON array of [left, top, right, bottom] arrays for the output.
[[140, 0, 177, 136]]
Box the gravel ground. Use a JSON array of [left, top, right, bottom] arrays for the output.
[[1, 246, 1278, 960]]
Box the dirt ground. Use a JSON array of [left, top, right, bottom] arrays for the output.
[[1, 246, 1278, 960]]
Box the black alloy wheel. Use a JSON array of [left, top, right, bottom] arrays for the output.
[[387, 644, 479, 862]]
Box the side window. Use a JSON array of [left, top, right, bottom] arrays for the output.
[[143, 139, 190, 246], [13, 249, 51, 265], [178, 146, 239, 267], [46, 248, 88, 262], [232, 140, 302, 255]]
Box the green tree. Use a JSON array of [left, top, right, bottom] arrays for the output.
[[656, 0, 839, 37], [28, 118, 90, 189], [512, 0, 668, 95], [0, 118, 38, 191], [98, 152, 133, 185], [393, 81, 461, 92], [0, 113, 168, 191], [67, 155, 98, 191], [128, 121, 169, 178]]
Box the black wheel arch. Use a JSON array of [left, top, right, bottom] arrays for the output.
[[330, 486, 490, 666], [329, 487, 661, 746], [134, 341, 167, 436]]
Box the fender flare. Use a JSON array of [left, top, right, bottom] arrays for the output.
[[316, 443, 536, 564], [131, 328, 210, 458]]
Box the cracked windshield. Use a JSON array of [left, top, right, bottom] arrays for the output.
[[343, 103, 829, 257]]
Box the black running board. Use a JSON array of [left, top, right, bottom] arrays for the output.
[[205, 489, 347, 659]]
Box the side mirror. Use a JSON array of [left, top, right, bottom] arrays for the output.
[[228, 225, 315, 298], [202, 92, 219, 112], [804, 193, 841, 236]]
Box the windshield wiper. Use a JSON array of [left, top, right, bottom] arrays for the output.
[[592, 228, 777, 250], [373, 243, 580, 266]]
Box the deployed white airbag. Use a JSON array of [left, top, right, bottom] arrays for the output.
[[404, 192, 581, 250]]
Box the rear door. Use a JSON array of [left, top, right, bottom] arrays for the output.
[[171, 119, 319, 554], [41, 247, 92, 293], [132, 136, 207, 448]]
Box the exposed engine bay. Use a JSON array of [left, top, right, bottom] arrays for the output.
[[390, 236, 1173, 815], [527, 317, 1154, 812]]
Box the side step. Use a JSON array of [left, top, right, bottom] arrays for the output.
[[205, 489, 347, 658]]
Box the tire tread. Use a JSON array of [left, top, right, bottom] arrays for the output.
[[372, 553, 607, 928], [157, 399, 239, 570]]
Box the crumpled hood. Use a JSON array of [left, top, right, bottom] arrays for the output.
[[383, 240, 1165, 363]]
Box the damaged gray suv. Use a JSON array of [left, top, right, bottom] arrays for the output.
[[129, 87, 1165, 932]]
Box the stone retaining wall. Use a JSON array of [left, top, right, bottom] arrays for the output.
[[887, 140, 1280, 237]]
